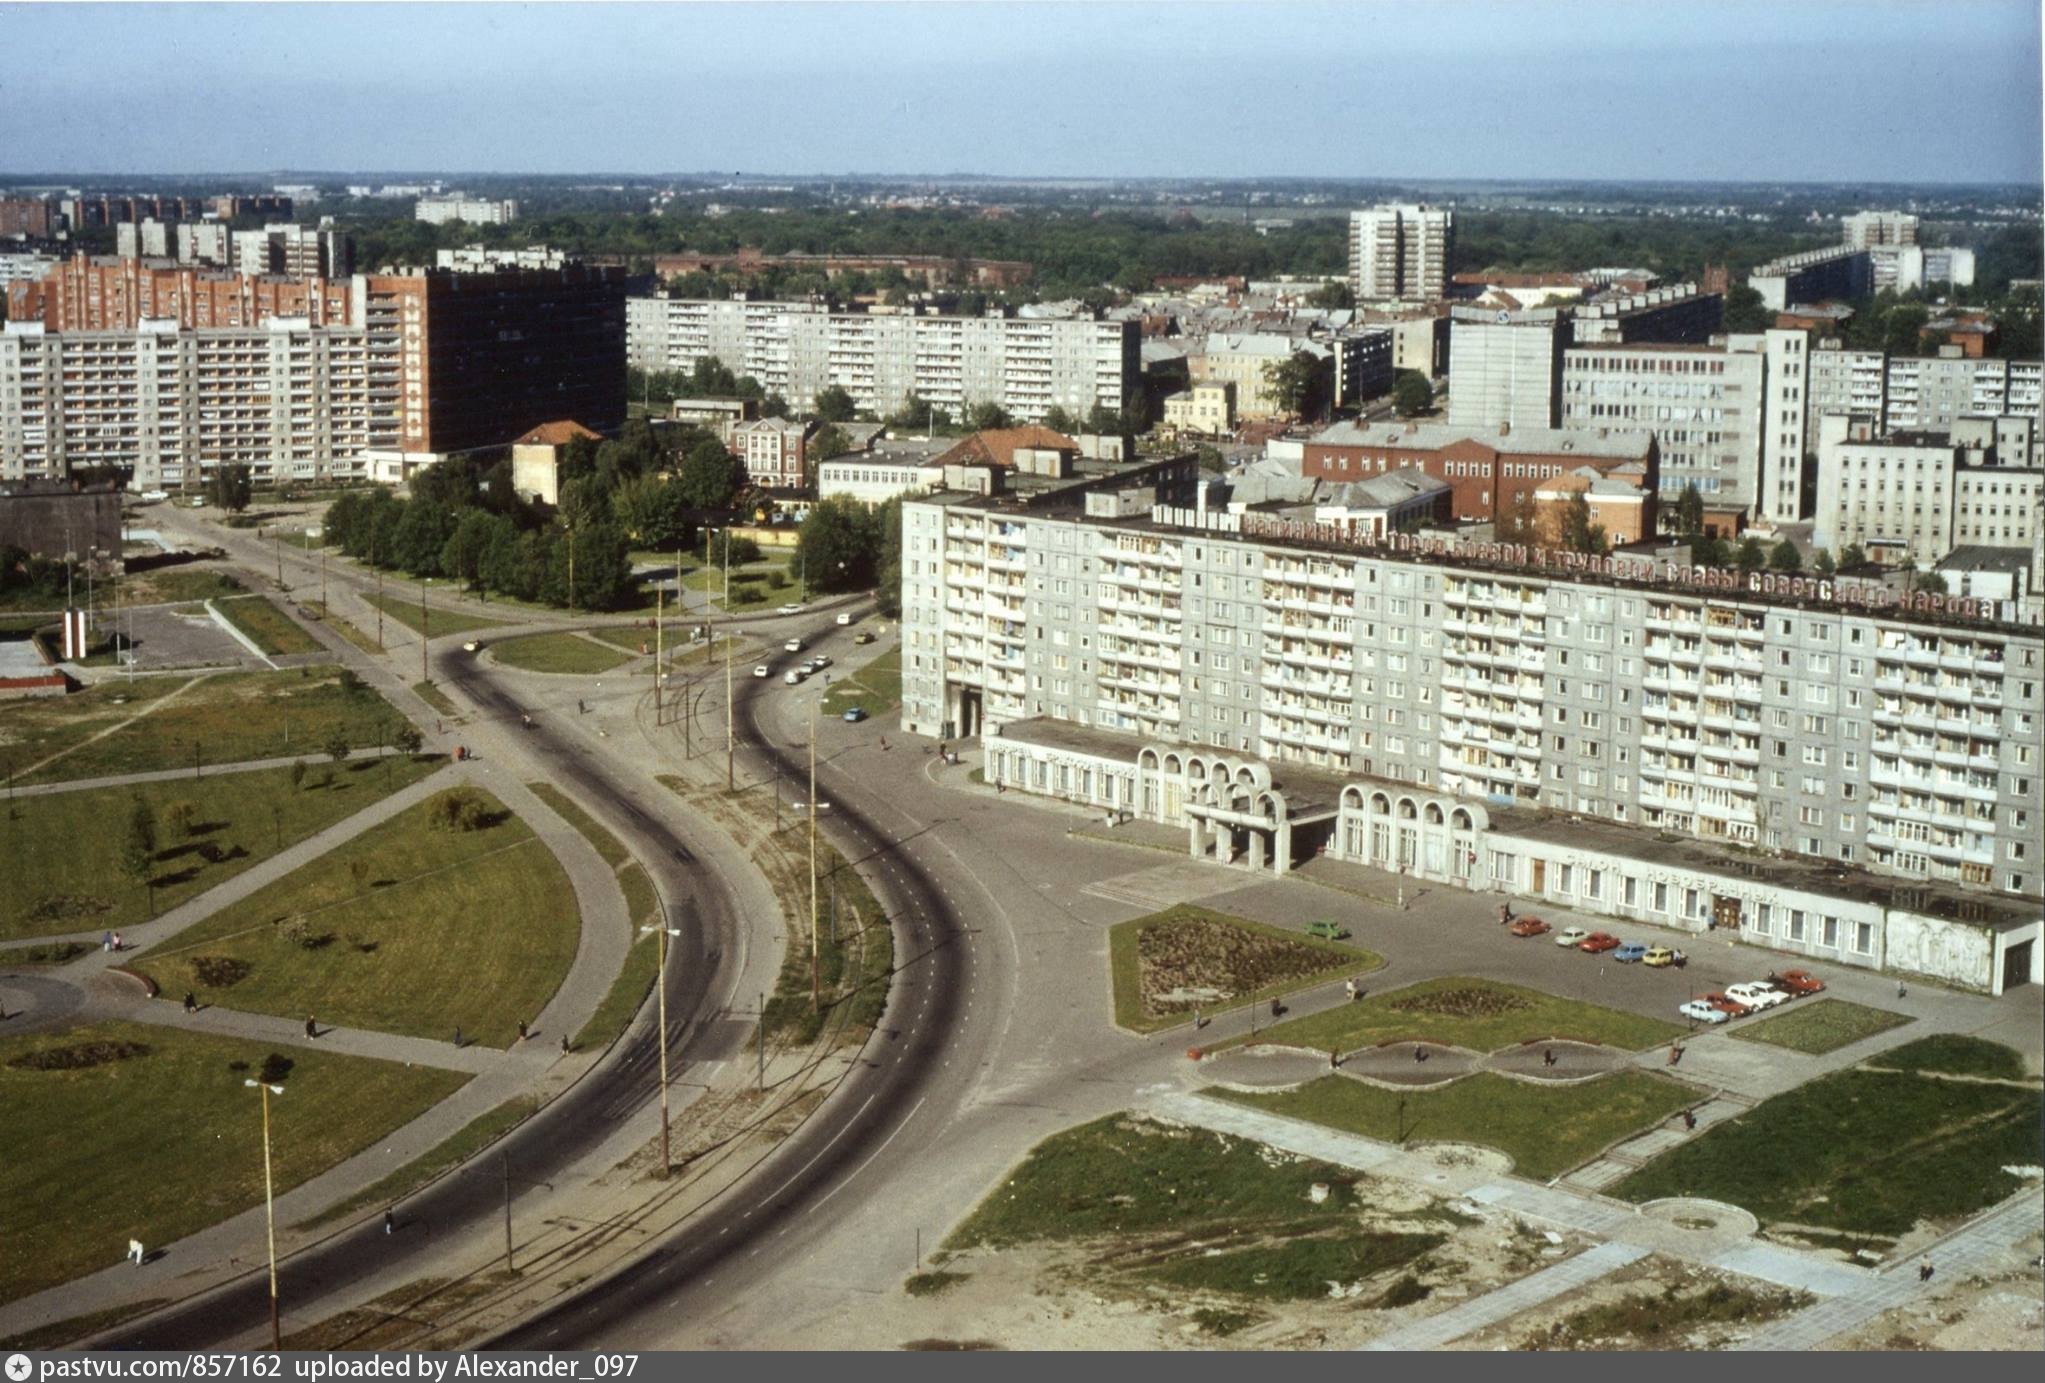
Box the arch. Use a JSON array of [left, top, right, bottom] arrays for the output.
[[1162, 751, 1184, 777], [1341, 785, 1368, 812], [1396, 796, 1418, 821], [1370, 791, 1392, 816], [1424, 801, 1445, 826], [1139, 747, 1162, 773], [1451, 806, 1474, 831]]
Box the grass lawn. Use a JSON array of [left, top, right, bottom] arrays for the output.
[[323, 613, 384, 656], [1213, 1070, 1698, 1180], [126, 567, 246, 606], [1519, 1280, 1812, 1351], [0, 757, 441, 942], [297, 1095, 538, 1230], [1731, 999, 1914, 1056], [412, 680, 460, 718], [1611, 1068, 2044, 1238], [362, 591, 505, 640], [945, 1113, 1447, 1302], [588, 624, 658, 653], [278, 531, 328, 551], [133, 788, 579, 1048], [0, 1021, 465, 1305], [681, 561, 794, 612], [1870, 1035, 2032, 1081], [820, 646, 903, 719], [1209, 975, 1685, 1056], [488, 632, 633, 676], [214, 595, 325, 657], [525, 781, 663, 1051], [1107, 904, 1381, 1034], [3, 668, 415, 786]]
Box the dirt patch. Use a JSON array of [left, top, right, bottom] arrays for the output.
[[10, 1039, 152, 1071], [1138, 917, 1346, 1018], [191, 955, 252, 987], [1389, 987, 1531, 1020], [25, 893, 115, 924]]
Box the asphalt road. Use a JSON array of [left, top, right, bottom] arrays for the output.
[[487, 620, 973, 1348]]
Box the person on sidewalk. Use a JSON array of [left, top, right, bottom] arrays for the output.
[[1543, 1048, 1556, 1068], [1897, 980, 1907, 999], [1682, 1109, 1698, 1131], [1919, 1258, 1935, 1283], [183, 992, 197, 1015], [559, 1034, 570, 1055], [1344, 978, 1357, 1002], [111, 932, 123, 953], [384, 1208, 395, 1236], [127, 1238, 145, 1266], [517, 1019, 529, 1042], [103, 931, 114, 953], [453, 1026, 463, 1049], [305, 1015, 317, 1039]]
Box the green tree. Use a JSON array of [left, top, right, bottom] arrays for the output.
[[874, 496, 904, 620], [1768, 539, 1803, 573], [1689, 534, 1730, 567], [613, 474, 690, 548], [325, 731, 351, 764], [391, 499, 456, 576], [677, 438, 742, 510], [1306, 281, 1355, 309], [1735, 536, 1766, 572], [1260, 349, 1327, 419], [965, 401, 1014, 432], [122, 797, 158, 913], [289, 759, 307, 792], [809, 423, 853, 465], [1883, 303, 1931, 357], [1559, 492, 1608, 555], [812, 385, 858, 422], [209, 463, 253, 514], [439, 510, 500, 592], [1813, 549, 1836, 577], [164, 799, 199, 841], [1670, 485, 1706, 538], [1721, 284, 1771, 333], [1839, 543, 1869, 570], [392, 724, 424, 758], [795, 496, 882, 592], [1041, 405, 1079, 435], [1392, 371, 1432, 418]]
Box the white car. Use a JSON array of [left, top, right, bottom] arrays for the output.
[[777, 603, 806, 616], [783, 669, 806, 685], [752, 664, 771, 678], [809, 654, 831, 669], [1726, 982, 1789, 1010], [834, 612, 853, 626], [1678, 1001, 1730, 1025], [462, 640, 483, 653], [784, 638, 803, 653], [1554, 927, 1590, 947]]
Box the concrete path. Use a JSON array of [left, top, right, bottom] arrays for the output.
[[12, 746, 407, 800], [1359, 1241, 1651, 1351], [1733, 1194, 2045, 1350]]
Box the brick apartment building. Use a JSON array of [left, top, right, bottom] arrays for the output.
[[1298, 419, 1659, 527], [8, 257, 355, 329]]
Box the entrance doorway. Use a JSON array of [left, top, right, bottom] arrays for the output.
[[1712, 894, 1742, 930], [2003, 939, 2035, 991], [1531, 859, 1546, 894]]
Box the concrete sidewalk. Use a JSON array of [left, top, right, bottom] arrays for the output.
[[12, 746, 407, 800]]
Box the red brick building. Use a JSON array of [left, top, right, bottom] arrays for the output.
[[1298, 420, 1658, 526], [8, 257, 353, 330]]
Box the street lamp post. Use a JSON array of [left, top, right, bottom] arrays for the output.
[[640, 912, 683, 1177], [809, 699, 820, 1011], [244, 1078, 286, 1350]]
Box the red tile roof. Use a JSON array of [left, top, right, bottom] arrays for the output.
[[933, 426, 1079, 469], [514, 420, 602, 447]]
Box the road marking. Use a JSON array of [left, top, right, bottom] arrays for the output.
[[761, 1091, 876, 1206]]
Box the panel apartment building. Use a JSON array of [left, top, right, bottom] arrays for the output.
[[901, 468, 2045, 915], [625, 295, 1138, 423], [1, 257, 624, 486], [1347, 204, 1454, 303]]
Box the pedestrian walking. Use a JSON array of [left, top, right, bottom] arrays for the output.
[[1682, 1109, 1697, 1131], [1329, 1049, 1339, 1070], [1414, 1045, 1426, 1063], [1919, 1257, 1935, 1283], [1344, 978, 1357, 1002], [183, 992, 197, 1015], [103, 930, 114, 953], [880, 736, 889, 752], [1543, 1048, 1556, 1068], [383, 1208, 395, 1236], [1667, 1043, 1683, 1066], [127, 1238, 145, 1266], [1897, 980, 1907, 999], [560, 1034, 570, 1055], [111, 932, 123, 953], [304, 1014, 317, 1039], [453, 1026, 463, 1048], [517, 1019, 529, 1042]]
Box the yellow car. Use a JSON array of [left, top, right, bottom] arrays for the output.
[[1643, 947, 1676, 968]]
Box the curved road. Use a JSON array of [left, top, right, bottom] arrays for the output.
[[488, 622, 970, 1347]]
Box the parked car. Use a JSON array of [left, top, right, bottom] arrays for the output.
[[777, 603, 806, 616], [752, 664, 771, 678], [1642, 947, 1677, 968], [784, 638, 803, 653], [853, 631, 876, 645], [462, 639, 482, 653], [1769, 969, 1826, 996], [835, 611, 854, 626], [1614, 942, 1649, 963], [801, 659, 820, 673], [1577, 932, 1622, 954], [1726, 982, 1789, 1011], [842, 707, 868, 723], [1508, 916, 1551, 938], [1678, 1000, 1730, 1025], [1304, 920, 1349, 941], [783, 669, 806, 685], [810, 654, 831, 669], [1702, 992, 1753, 1018], [1554, 927, 1590, 948]]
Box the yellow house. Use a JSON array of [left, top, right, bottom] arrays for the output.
[[1162, 381, 1236, 436]]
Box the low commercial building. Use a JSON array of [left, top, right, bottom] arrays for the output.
[[1532, 465, 1656, 546], [981, 724, 2041, 995], [669, 397, 757, 438], [1309, 469, 1452, 540], [816, 438, 952, 507]]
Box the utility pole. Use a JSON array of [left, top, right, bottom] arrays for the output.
[[757, 991, 766, 1091], [419, 578, 428, 684], [567, 519, 576, 614], [320, 547, 328, 617], [502, 1150, 515, 1273], [654, 585, 664, 722], [642, 908, 681, 1178], [810, 699, 820, 1012], [244, 1079, 285, 1351], [374, 537, 384, 652], [274, 528, 282, 588], [724, 629, 735, 792]]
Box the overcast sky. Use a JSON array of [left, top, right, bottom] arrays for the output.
[[4, 0, 2039, 184]]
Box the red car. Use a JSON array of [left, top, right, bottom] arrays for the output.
[[1769, 969, 1826, 997], [1508, 916, 1551, 937], [1703, 991, 1754, 1018], [1577, 932, 1622, 953]]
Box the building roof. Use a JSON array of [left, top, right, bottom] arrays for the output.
[[1307, 419, 1656, 461], [1937, 545, 2035, 575], [1326, 469, 1451, 508], [933, 426, 1079, 470], [513, 420, 601, 447]]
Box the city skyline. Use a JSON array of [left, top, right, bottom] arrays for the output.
[[3, 0, 2040, 184]]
